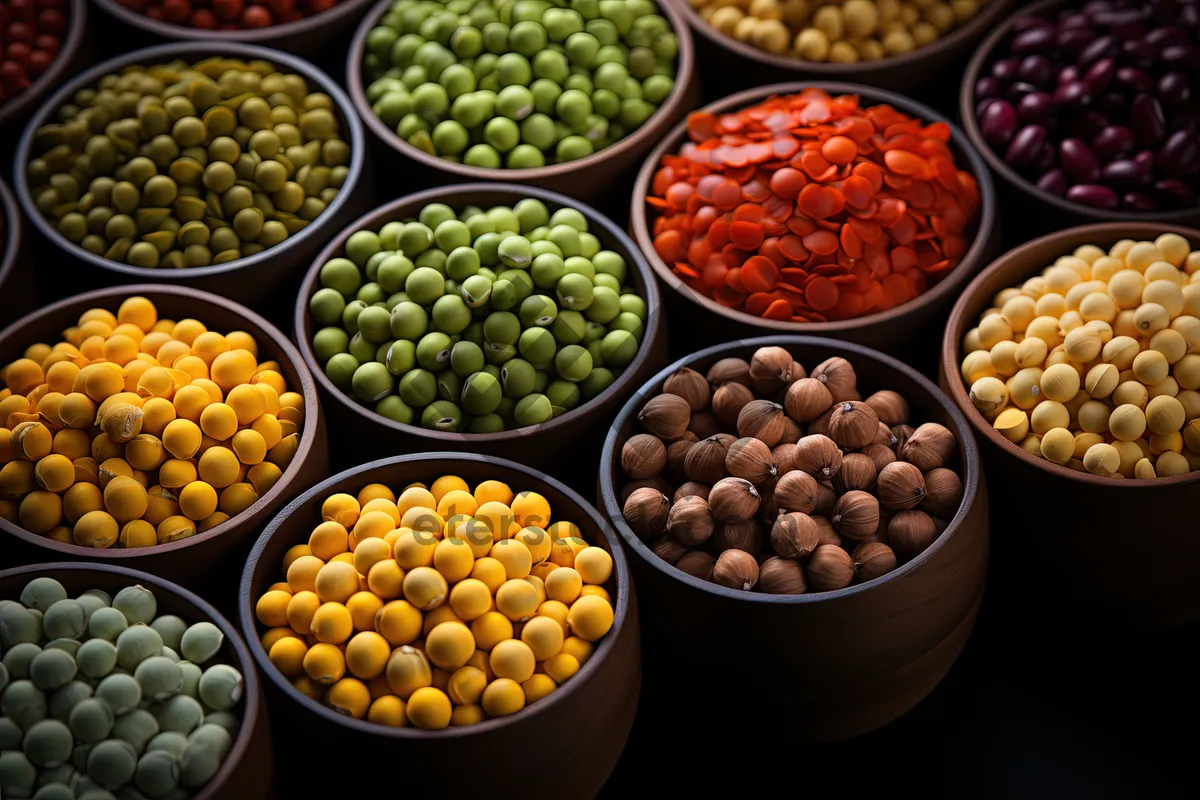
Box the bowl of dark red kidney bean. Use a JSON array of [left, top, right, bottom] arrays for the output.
[[960, 0, 1200, 231], [0, 0, 86, 132]]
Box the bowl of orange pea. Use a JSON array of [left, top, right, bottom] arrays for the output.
[[632, 81, 999, 363]]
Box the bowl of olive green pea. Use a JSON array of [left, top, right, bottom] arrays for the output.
[[0, 562, 274, 800], [295, 183, 669, 468], [0, 175, 35, 323], [347, 0, 698, 202], [14, 42, 371, 309]]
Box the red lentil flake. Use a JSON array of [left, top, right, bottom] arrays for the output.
[[648, 89, 981, 323]]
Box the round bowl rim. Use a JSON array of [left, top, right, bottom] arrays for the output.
[[238, 450, 633, 738], [958, 0, 1200, 224], [0, 177, 21, 291], [0, 560, 262, 800], [941, 220, 1200, 488], [92, 0, 377, 43], [599, 333, 983, 605], [0, 283, 324, 558], [0, 0, 89, 130], [294, 180, 663, 445], [344, 0, 695, 182], [12, 40, 367, 282], [630, 79, 998, 334]]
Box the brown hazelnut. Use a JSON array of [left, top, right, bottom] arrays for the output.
[[713, 549, 759, 591], [860, 443, 897, 472], [725, 437, 776, 483], [619, 477, 672, 506], [900, 423, 956, 472], [811, 356, 859, 403], [853, 541, 898, 582], [673, 481, 710, 504], [749, 346, 794, 394], [755, 474, 779, 523], [683, 436, 728, 484], [807, 544, 854, 591], [833, 452, 877, 494], [779, 416, 803, 447], [651, 537, 688, 565], [872, 422, 897, 448], [712, 381, 755, 427], [790, 361, 808, 381], [921, 468, 963, 518], [814, 481, 837, 517], [876, 461, 926, 510], [621, 433, 667, 480], [773, 470, 819, 514], [757, 557, 807, 594], [667, 496, 715, 546], [891, 424, 915, 454], [708, 477, 761, 522], [784, 378, 833, 423], [888, 510, 938, 560], [714, 433, 737, 449], [770, 512, 819, 559], [638, 394, 691, 440], [676, 550, 716, 581], [705, 357, 752, 389], [812, 516, 841, 548], [737, 400, 787, 446], [622, 487, 670, 540], [827, 400, 880, 450], [792, 434, 843, 480], [864, 390, 910, 426], [807, 406, 834, 437], [710, 519, 762, 554], [667, 439, 696, 474], [831, 490, 879, 540], [772, 442, 799, 474], [688, 412, 722, 440], [663, 367, 711, 411]]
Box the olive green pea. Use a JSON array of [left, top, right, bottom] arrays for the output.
[[30, 649, 77, 691], [114, 626, 162, 672], [113, 709, 159, 754], [309, 289, 347, 328], [4, 678, 47, 730], [96, 673, 142, 715], [365, 249, 393, 282], [445, 247, 481, 283], [547, 224, 582, 257], [415, 332, 453, 370], [431, 295, 472, 335], [390, 301, 428, 340], [87, 739, 137, 790], [398, 222, 433, 257], [33, 782, 75, 800], [555, 344, 594, 382], [514, 394, 554, 426], [433, 220, 471, 253], [197, 665, 243, 713], [414, 247, 447, 273], [404, 266, 445, 306], [146, 731, 188, 758], [356, 305, 393, 344], [69, 698, 113, 743], [4, 643, 41, 679], [450, 341, 486, 378], [556, 273, 594, 311], [154, 695, 203, 735], [584, 285, 621, 323], [34, 761, 75, 790], [116, 586, 159, 628], [468, 413, 505, 433], [0, 751, 36, 797], [518, 327, 557, 364], [349, 333, 377, 364], [352, 363, 393, 403], [593, 273, 621, 293], [546, 379, 581, 413], [77, 640, 119, 681], [583, 321, 607, 344], [531, 253, 567, 289], [519, 113, 557, 150], [507, 144, 545, 168], [274, 183, 305, 214], [134, 750, 178, 798], [342, 300, 367, 335], [437, 370, 463, 403], [482, 311, 521, 347], [48, 681, 92, 722], [398, 369, 438, 407], [2, 604, 44, 647], [472, 231, 506, 266], [179, 724, 231, 789], [372, 254, 414, 295], [375, 395, 414, 424], [202, 711, 239, 737], [551, 309, 586, 344], [160, 646, 181, 664], [420, 400, 463, 431], [325, 353, 360, 390], [499, 358, 536, 397], [319, 258, 362, 297], [385, 339, 417, 376], [610, 310, 645, 341], [134, 657, 183, 702], [345, 231, 382, 269]]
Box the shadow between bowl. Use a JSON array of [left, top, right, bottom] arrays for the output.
[[1, 175, 35, 322]]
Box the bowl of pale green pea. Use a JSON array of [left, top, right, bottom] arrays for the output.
[[347, 0, 697, 201], [295, 183, 669, 468]]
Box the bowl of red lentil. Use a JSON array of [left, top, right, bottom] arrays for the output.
[[631, 81, 999, 363], [92, 0, 378, 55], [0, 0, 89, 134]]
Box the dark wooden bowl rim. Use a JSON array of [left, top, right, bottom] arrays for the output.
[[630, 80, 998, 334], [0, 561, 262, 800], [0, 177, 20, 290], [11, 41, 366, 282], [942, 221, 1200, 489], [238, 451, 632, 738], [92, 0, 377, 42], [345, 0, 695, 182], [669, 0, 1015, 76], [0, 0, 89, 130], [599, 334, 983, 605], [294, 181, 663, 446], [0, 284, 323, 558], [959, 0, 1200, 224]]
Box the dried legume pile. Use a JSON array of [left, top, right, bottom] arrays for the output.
[[310, 198, 646, 432], [115, 0, 344, 30], [0, 578, 245, 797], [26, 57, 351, 269], [648, 89, 981, 322], [617, 346, 963, 594], [961, 234, 1200, 478], [0, 296, 305, 547], [0, 0, 69, 109], [255, 476, 614, 728], [695, 0, 990, 63], [973, 0, 1200, 212], [362, 0, 679, 168]]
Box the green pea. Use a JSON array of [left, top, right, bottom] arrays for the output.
[[76, 640, 117, 681], [594, 273, 621, 292], [431, 120, 470, 156], [468, 413, 505, 433], [450, 26, 484, 58], [68, 697, 112, 744], [546, 380, 581, 413], [517, 327, 556, 365], [482, 311, 521, 347], [483, 21, 510, 53], [580, 366, 615, 399], [414, 332, 452, 371], [598, 328, 637, 368], [544, 7, 585, 41], [96, 672, 142, 716], [390, 301, 428, 340], [528, 79, 562, 116], [643, 74, 674, 105], [0, 751, 35, 797], [514, 393, 553, 426], [385, 339, 417, 376], [357, 282, 386, 306], [531, 239, 561, 258], [471, 231, 504, 266], [463, 144, 502, 168], [555, 272, 593, 311], [155, 695, 203, 736], [351, 362, 393, 403], [319, 258, 361, 297], [376, 395, 414, 424], [436, 370, 463, 403], [325, 353, 359, 390], [87, 739, 137, 790], [30, 649, 77, 692], [396, 223, 431, 257], [378, 255, 416, 294], [547, 224, 582, 257], [519, 294, 559, 327], [355, 305, 391, 344], [564, 73, 593, 94], [509, 20, 548, 56], [562, 256, 594, 280], [397, 111, 429, 139], [135, 749, 179, 798], [420, 400, 463, 431], [556, 135, 593, 161], [507, 144, 545, 168], [439, 64, 477, 99], [432, 220, 470, 253], [497, 236, 532, 268], [500, 359, 536, 397], [458, 372, 501, 416], [344, 231, 380, 267], [555, 344, 594, 382], [405, 267, 446, 306], [412, 83, 450, 118], [460, 274, 494, 308], [341, 300, 366, 335], [582, 321, 606, 344], [532, 50, 570, 83], [552, 309, 586, 344], [487, 206, 521, 233], [86, 608, 126, 644], [494, 52, 532, 87], [431, 295, 472, 334], [42, 600, 86, 641]]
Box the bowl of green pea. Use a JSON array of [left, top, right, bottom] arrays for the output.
[[294, 183, 669, 468], [347, 0, 698, 201]]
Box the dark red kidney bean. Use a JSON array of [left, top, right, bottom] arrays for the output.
[[1162, 45, 1200, 70], [1084, 58, 1115, 92], [1053, 81, 1094, 109], [1092, 125, 1136, 161], [1012, 26, 1056, 54], [1168, 108, 1200, 137], [1011, 15, 1050, 34], [1006, 125, 1048, 169], [1155, 179, 1196, 208], [1018, 55, 1055, 87], [1058, 66, 1081, 85], [1005, 81, 1039, 102], [1036, 169, 1068, 196], [1017, 92, 1055, 126], [1158, 72, 1192, 108], [1032, 142, 1057, 173], [1068, 111, 1109, 142], [1094, 8, 1150, 28], [976, 77, 1003, 100], [1131, 94, 1167, 148], [980, 100, 1018, 148], [1145, 26, 1191, 47], [1120, 40, 1157, 71], [1157, 131, 1199, 174], [1121, 192, 1159, 212], [1101, 158, 1152, 189], [1077, 35, 1119, 67], [1056, 27, 1097, 56], [1060, 138, 1101, 183], [1095, 92, 1128, 117], [1066, 184, 1119, 208], [1115, 67, 1154, 93], [1133, 150, 1156, 174], [1179, 4, 1199, 27], [991, 57, 1021, 83], [1056, 11, 1090, 29]]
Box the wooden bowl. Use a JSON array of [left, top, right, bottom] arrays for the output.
[[598, 336, 989, 744], [959, 0, 1200, 235], [345, 0, 699, 204], [238, 452, 641, 799], [12, 42, 373, 313], [630, 81, 1000, 368], [0, 0, 91, 136], [940, 223, 1200, 631], [294, 183, 669, 469], [0, 285, 329, 589], [666, 0, 1016, 97], [0, 175, 35, 323], [0, 561, 273, 800], [92, 0, 378, 55]]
